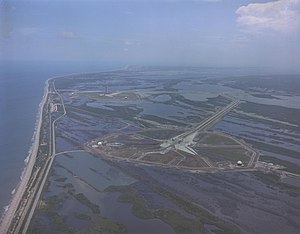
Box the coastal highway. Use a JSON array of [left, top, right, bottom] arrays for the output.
[[20, 79, 67, 234], [0, 82, 49, 234], [5, 79, 66, 234]]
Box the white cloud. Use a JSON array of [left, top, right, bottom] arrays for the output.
[[236, 0, 300, 34], [140, 0, 219, 1], [18, 27, 38, 36], [124, 39, 141, 46], [124, 41, 133, 46], [200, 0, 222, 2], [124, 10, 134, 15], [58, 31, 77, 39]]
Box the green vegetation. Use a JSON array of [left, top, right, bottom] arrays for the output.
[[260, 155, 300, 175], [74, 213, 91, 221], [151, 184, 241, 234], [142, 114, 186, 127], [74, 91, 140, 102], [29, 211, 74, 234], [196, 147, 249, 163], [116, 188, 153, 219], [169, 93, 209, 109], [239, 101, 300, 126], [154, 210, 202, 234], [251, 93, 280, 99], [87, 218, 127, 234], [245, 139, 300, 159], [54, 177, 68, 182], [105, 184, 241, 234], [138, 129, 184, 140], [226, 75, 300, 94], [28, 195, 74, 234], [201, 134, 238, 145], [253, 171, 300, 197], [66, 103, 143, 122], [39, 195, 61, 211], [69, 190, 100, 214], [30, 190, 126, 233], [31, 70, 299, 234], [106, 185, 203, 233], [27, 219, 48, 234]]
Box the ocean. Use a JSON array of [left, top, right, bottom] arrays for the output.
[[0, 61, 122, 217]]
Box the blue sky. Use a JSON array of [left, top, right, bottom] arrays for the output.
[[1, 0, 300, 72]]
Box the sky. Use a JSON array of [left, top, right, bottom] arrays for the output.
[[0, 0, 300, 72]]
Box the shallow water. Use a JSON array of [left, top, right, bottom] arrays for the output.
[[0, 61, 121, 217], [214, 113, 300, 166], [139, 101, 196, 120], [47, 152, 174, 233]]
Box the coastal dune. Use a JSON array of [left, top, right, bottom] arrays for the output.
[[0, 80, 49, 233]]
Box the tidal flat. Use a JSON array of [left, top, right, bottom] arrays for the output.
[[29, 152, 300, 234], [28, 68, 300, 233]]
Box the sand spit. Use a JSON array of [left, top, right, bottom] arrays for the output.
[[0, 80, 49, 233]]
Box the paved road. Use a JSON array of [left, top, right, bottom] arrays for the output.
[[161, 99, 241, 155], [21, 79, 67, 234], [0, 82, 49, 234]]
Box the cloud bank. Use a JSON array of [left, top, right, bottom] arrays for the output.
[[58, 31, 77, 39], [236, 0, 300, 34]]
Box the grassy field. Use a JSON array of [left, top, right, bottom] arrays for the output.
[[195, 147, 249, 163], [200, 134, 238, 145]]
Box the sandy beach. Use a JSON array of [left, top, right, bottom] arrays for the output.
[[0, 80, 49, 233]]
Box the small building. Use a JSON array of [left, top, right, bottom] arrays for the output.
[[97, 141, 103, 145], [237, 161, 243, 166]]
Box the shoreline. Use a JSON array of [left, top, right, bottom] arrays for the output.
[[0, 80, 49, 233], [0, 66, 124, 232]]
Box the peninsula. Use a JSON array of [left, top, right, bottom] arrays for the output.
[[2, 68, 300, 234]]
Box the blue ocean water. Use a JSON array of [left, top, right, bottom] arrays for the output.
[[0, 61, 122, 217]]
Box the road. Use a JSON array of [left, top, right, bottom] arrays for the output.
[[86, 98, 245, 171], [0, 82, 49, 234], [20, 79, 66, 234], [160, 99, 241, 155]]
